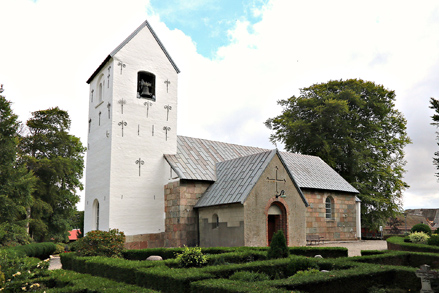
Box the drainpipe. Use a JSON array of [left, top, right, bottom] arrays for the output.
[[356, 196, 361, 239]]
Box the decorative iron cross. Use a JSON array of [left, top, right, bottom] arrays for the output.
[[90, 90, 94, 102], [163, 126, 171, 141], [144, 101, 152, 117], [117, 61, 126, 74], [107, 66, 111, 88], [135, 158, 144, 176], [164, 105, 172, 121], [118, 98, 126, 114], [98, 112, 101, 126], [267, 166, 286, 198], [107, 102, 111, 118], [118, 120, 127, 137], [88, 118, 91, 133], [164, 79, 171, 93]]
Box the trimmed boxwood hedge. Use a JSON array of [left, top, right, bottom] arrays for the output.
[[387, 236, 439, 253], [39, 269, 159, 292], [10, 242, 56, 259], [60, 245, 432, 293]]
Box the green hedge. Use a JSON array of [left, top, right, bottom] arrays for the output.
[[61, 248, 427, 293], [351, 250, 439, 271], [39, 269, 159, 292], [122, 246, 348, 261], [11, 242, 56, 259], [270, 263, 419, 292], [387, 236, 439, 253], [289, 246, 348, 258]]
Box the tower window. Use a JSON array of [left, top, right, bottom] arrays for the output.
[[137, 71, 156, 101]]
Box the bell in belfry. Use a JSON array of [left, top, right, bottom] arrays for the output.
[[139, 79, 152, 97]]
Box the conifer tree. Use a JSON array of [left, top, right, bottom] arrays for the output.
[[267, 230, 289, 259]]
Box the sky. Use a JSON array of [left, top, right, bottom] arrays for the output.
[[0, 0, 438, 211]]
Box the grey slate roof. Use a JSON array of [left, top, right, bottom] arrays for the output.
[[194, 150, 309, 208], [165, 136, 359, 195], [195, 150, 275, 207], [164, 136, 266, 181], [87, 19, 180, 84], [280, 152, 359, 193]]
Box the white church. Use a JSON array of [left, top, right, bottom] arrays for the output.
[[84, 20, 361, 249]]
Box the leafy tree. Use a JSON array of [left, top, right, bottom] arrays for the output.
[[20, 107, 85, 242], [0, 95, 34, 246], [387, 217, 403, 235], [429, 97, 439, 177], [266, 79, 411, 230]]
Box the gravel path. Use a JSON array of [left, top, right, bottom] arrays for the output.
[[313, 240, 388, 257]]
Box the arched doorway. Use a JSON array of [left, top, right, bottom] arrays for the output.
[[267, 202, 287, 245], [92, 199, 100, 230]]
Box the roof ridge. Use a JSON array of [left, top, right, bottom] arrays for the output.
[[87, 19, 180, 84]]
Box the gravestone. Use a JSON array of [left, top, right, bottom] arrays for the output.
[[415, 264, 439, 293]]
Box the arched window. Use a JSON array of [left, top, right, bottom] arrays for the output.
[[212, 214, 219, 229], [137, 71, 156, 101], [98, 82, 103, 103], [93, 199, 100, 230], [97, 74, 104, 103], [325, 196, 334, 219]]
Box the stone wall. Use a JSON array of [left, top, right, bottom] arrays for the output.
[[305, 190, 357, 241], [164, 180, 210, 247], [198, 204, 245, 247], [124, 179, 210, 249]]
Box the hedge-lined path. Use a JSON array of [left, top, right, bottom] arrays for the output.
[[48, 240, 387, 269], [314, 240, 387, 257], [49, 255, 62, 270]]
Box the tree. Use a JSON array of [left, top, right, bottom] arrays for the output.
[[0, 95, 34, 246], [429, 97, 439, 177], [267, 230, 289, 259], [265, 79, 411, 230], [20, 107, 85, 242]]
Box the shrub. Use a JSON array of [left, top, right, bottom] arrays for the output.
[[411, 223, 431, 235], [12, 242, 56, 259], [75, 229, 125, 258], [175, 246, 207, 268], [408, 231, 429, 244], [287, 256, 319, 276], [267, 230, 289, 259], [229, 271, 270, 282], [0, 249, 50, 292], [428, 234, 439, 246], [290, 268, 320, 278]]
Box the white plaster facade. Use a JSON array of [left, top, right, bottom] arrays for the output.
[[84, 21, 179, 236]]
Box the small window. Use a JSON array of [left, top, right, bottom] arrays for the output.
[[93, 199, 100, 230], [98, 82, 103, 103], [137, 71, 156, 101], [325, 196, 334, 219], [212, 214, 219, 229]]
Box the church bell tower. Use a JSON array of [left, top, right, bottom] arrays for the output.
[[83, 20, 180, 237]]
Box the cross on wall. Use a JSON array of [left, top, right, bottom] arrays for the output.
[[135, 158, 144, 176], [267, 166, 286, 198]]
